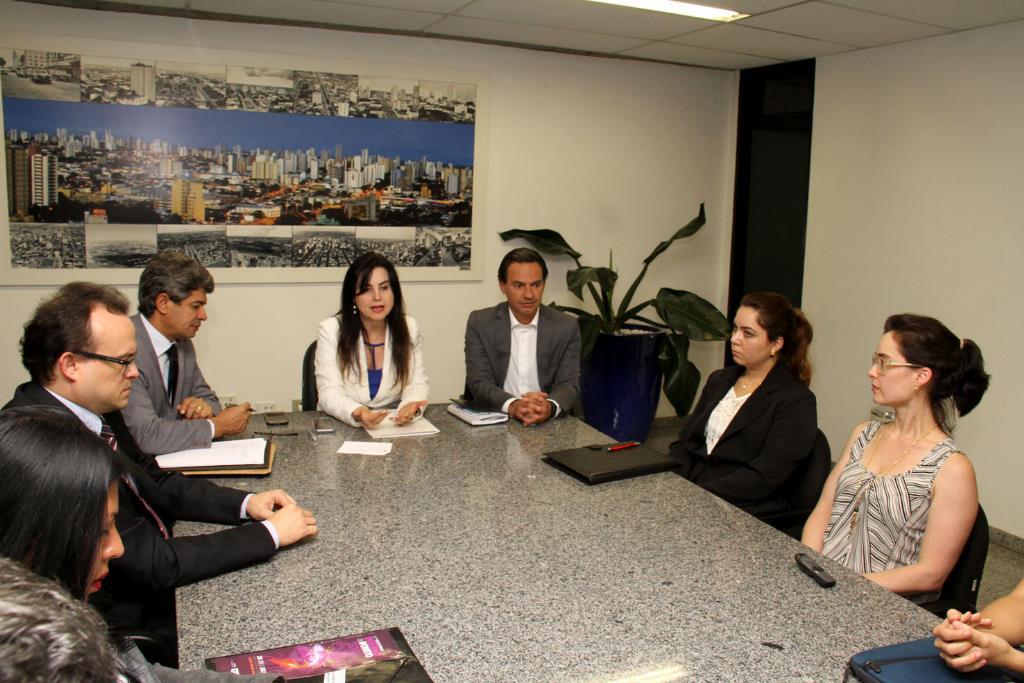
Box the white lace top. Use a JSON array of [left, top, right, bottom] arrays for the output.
[[704, 387, 751, 453]]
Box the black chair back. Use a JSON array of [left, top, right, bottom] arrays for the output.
[[301, 340, 318, 411], [761, 429, 831, 539], [789, 429, 832, 513], [920, 505, 988, 617]]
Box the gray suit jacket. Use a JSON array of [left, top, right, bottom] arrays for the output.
[[122, 313, 221, 454], [464, 303, 580, 414]]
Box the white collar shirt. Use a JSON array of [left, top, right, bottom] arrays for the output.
[[501, 307, 560, 417], [140, 315, 174, 393]]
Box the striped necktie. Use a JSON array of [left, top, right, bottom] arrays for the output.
[[100, 421, 169, 539]]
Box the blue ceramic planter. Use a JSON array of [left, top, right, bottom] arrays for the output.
[[580, 328, 665, 442]]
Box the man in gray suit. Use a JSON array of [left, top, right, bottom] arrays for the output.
[[464, 248, 580, 425], [122, 250, 251, 454]]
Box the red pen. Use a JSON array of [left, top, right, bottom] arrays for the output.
[[608, 441, 640, 452]]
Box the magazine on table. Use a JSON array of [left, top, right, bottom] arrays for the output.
[[204, 627, 432, 682]]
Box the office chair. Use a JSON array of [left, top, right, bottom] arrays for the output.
[[301, 340, 318, 411], [761, 429, 831, 540], [918, 505, 989, 618]]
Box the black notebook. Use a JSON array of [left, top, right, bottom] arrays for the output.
[[543, 443, 678, 484]]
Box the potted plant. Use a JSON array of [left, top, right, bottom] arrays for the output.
[[500, 203, 730, 441]]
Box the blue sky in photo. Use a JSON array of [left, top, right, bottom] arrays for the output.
[[3, 97, 474, 165]]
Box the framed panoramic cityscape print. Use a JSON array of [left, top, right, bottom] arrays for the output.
[[0, 37, 486, 284]]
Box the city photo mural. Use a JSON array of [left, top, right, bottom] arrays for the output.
[[0, 46, 479, 283]]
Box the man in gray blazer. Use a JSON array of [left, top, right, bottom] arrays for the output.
[[122, 250, 251, 454], [465, 248, 580, 425]]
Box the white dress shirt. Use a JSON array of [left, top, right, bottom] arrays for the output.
[[500, 307, 561, 416]]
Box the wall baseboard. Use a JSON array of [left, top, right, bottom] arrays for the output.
[[991, 527, 1024, 556]]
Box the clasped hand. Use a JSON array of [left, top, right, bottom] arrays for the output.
[[510, 392, 552, 426], [933, 608, 1013, 672]]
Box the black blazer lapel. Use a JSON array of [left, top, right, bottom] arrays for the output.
[[716, 362, 788, 442]]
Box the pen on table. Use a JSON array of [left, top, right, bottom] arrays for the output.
[[608, 441, 640, 452], [253, 430, 299, 437]]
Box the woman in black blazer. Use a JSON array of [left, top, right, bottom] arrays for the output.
[[670, 292, 817, 519]]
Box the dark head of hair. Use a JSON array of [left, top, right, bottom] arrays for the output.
[[0, 407, 122, 600], [884, 314, 990, 433], [335, 252, 412, 389], [20, 282, 130, 384], [137, 249, 214, 317], [0, 557, 120, 682], [498, 248, 548, 283], [739, 291, 814, 385]]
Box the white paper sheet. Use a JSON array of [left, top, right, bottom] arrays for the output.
[[338, 441, 393, 455], [155, 438, 267, 469]]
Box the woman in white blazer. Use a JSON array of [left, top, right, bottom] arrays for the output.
[[315, 252, 428, 427]]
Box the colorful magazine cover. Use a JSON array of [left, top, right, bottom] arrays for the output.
[[204, 627, 432, 682]]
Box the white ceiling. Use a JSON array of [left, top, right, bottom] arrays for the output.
[[26, 0, 1024, 70]]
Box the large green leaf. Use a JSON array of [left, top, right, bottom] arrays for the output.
[[654, 288, 730, 341], [616, 204, 706, 319], [498, 228, 582, 260], [642, 203, 706, 266], [658, 333, 702, 416], [567, 266, 617, 302]]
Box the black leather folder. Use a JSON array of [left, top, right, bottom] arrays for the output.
[[542, 443, 678, 484]]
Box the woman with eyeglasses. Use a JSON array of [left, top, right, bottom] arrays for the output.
[[669, 292, 818, 520], [0, 406, 281, 682], [802, 314, 990, 600], [315, 252, 428, 428]]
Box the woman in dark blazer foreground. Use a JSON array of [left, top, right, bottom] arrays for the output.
[[670, 291, 817, 518]]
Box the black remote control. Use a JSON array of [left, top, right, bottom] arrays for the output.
[[795, 552, 836, 588]]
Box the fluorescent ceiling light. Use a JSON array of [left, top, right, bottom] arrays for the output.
[[585, 0, 749, 22]]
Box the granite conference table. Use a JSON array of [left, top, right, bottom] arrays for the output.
[[177, 406, 938, 681]]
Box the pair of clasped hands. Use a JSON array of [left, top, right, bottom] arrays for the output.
[[508, 391, 553, 426], [176, 396, 253, 438], [352, 400, 428, 428], [933, 608, 1024, 673]]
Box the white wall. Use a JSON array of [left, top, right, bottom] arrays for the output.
[[0, 2, 736, 417], [805, 20, 1024, 536]]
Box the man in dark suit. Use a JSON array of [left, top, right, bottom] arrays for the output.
[[464, 248, 580, 425], [4, 282, 317, 664], [122, 250, 251, 454]]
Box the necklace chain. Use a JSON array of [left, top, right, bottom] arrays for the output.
[[847, 422, 939, 537]]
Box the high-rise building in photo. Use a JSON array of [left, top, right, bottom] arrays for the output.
[[170, 179, 205, 223], [30, 151, 58, 208], [130, 62, 156, 102]]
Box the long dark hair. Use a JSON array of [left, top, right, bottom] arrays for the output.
[[0, 407, 121, 600], [884, 314, 990, 433], [740, 291, 814, 385], [335, 252, 411, 389]]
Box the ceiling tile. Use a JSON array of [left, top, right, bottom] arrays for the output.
[[619, 41, 779, 69], [738, 1, 950, 47], [672, 24, 852, 60], [826, 0, 1024, 31], [430, 15, 651, 53], [102, 0, 188, 7], [455, 0, 713, 40], [192, 0, 443, 31]]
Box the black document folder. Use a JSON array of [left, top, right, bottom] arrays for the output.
[[543, 443, 678, 484]]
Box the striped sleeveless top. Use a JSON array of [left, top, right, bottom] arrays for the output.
[[822, 421, 959, 575]]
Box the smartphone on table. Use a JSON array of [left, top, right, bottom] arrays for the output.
[[313, 418, 336, 434], [264, 412, 289, 426]]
